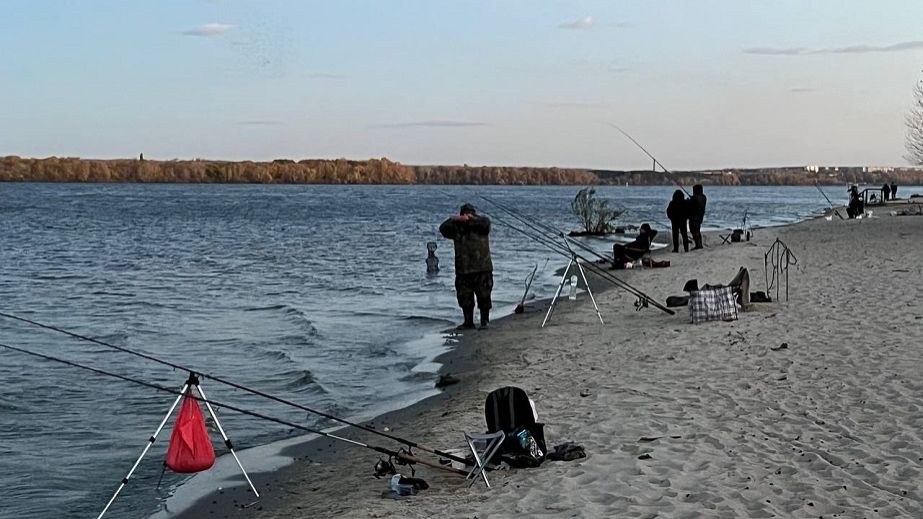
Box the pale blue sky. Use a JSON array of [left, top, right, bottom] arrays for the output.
[[2, 0, 922, 169]]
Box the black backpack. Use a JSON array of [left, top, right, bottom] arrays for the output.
[[485, 386, 547, 467]]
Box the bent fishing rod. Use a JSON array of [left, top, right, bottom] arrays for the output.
[[0, 311, 470, 467], [465, 194, 674, 314], [610, 124, 691, 197], [814, 182, 845, 220], [0, 341, 466, 476], [470, 201, 669, 310], [486, 195, 675, 281], [465, 204, 675, 315]]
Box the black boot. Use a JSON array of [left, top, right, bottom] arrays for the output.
[[479, 308, 490, 329], [457, 306, 476, 330]]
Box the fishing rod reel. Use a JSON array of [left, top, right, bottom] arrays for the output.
[[634, 296, 650, 311], [373, 446, 420, 478], [395, 448, 418, 476], [373, 457, 397, 478]]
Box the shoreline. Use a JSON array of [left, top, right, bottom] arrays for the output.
[[171, 201, 923, 518], [162, 221, 760, 518], [160, 298, 562, 518], [164, 238, 628, 518]]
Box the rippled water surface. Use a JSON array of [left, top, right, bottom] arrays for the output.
[[0, 184, 841, 518]]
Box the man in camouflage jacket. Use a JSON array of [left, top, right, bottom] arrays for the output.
[[439, 203, 493, 329]]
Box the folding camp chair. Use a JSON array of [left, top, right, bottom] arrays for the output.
[[483, 387, 547, 468], [720, 229, 744, 245], [612, 226, 657, 268], [464, 385, 543, 488], [464, 430, 504, 488]]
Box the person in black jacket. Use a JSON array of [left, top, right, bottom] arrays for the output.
[[687, 184, 707, 249], [846, 185, 863, 218], [666, 189, 689, 253], [611, 223, 657, 268], [891, 181, 898, 200], [439, 203, 493, 329]]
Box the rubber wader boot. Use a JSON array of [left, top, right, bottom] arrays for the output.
[[480, 308, 490, 329], [457, 306, 476, 330]]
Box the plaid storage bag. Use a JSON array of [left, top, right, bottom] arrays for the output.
[[688, 286, 738, 324]]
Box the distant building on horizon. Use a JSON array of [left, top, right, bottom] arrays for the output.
[[805, 165, 896, 174]]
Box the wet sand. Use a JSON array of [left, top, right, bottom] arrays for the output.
[[175, 201, 923, 518]]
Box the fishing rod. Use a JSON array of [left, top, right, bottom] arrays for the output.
[[476, 193, 614, 264], [467, 205, 675, 315], [814, 182, 845, 220], [515, 263, 538, 314], [609, 124, 691, 197], [0, 311, 470, 467], [472, 205, 649, 299], [514, 259, 549, 314], [482, 193, 680, 280], [0, 341, 467, 476], [469, 195, 675, 312]]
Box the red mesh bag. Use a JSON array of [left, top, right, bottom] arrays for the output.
[[165, 392, 216, 473]]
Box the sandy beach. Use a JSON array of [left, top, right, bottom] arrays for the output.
[[176, 200, 923, 519]]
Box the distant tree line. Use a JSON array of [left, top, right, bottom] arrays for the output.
[[1, 156, 921, 186], [0, 156, 597, 185]]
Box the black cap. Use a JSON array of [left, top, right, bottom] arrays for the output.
[[460, 203, 477, 215], [640, 223, 653, 234]]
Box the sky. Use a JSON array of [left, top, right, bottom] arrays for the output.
[[2, 0, 923, 170]]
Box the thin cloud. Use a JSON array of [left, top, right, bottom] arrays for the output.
[[828, 40, 923, 53], [183, 23, 236, 37], [544, 101, 606, 109], [745, 40, 923, 56], [305, 72, 346, 79], [370, 120, 490, 129], [559, 16, 594, 30], [790, 88, 816, 94], [236, 120, 282, 126], [570, 58, 633, 74], [743, 47, 806, 56]]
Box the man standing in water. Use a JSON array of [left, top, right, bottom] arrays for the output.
[[687, 184, 707, 250], [440, 203, 493, 330]]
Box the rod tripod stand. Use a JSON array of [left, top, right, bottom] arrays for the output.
[[97, 372, 259, 519], [542, 236, 605, 327]]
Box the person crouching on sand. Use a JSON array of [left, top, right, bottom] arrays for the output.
[[439, 203, 493, 330]]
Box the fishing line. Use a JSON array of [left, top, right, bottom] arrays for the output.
[[609, 124, 691, 197], [0, 311, 470, 466], [456, 201, 675, 315], [466, 195, 667, 304], [0, 341, 466, 475], [476, 194, 614, 264], [487, 212, 656, 303]]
